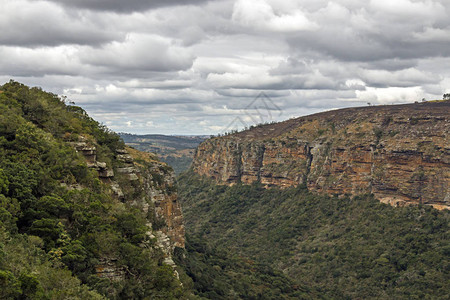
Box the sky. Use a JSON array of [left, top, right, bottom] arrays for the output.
[[1, 0, 450, 135]]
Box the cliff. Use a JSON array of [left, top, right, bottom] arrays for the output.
[[71, 137, 185, 277], [124, 147, 185, 248], [193, 101, 450, 209]]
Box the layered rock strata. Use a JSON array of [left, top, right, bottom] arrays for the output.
[[193, 101, 450, 209]]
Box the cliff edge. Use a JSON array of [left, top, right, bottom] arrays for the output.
[[193, 101, 450, 209]]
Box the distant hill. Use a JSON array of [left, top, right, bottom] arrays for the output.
[[120, 133, 207, 174]]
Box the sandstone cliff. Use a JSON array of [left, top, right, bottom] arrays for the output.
[[193, 101, 450, 209], [71, 136, 185, 278]]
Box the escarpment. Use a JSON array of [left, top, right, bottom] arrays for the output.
[[193, 101, 450, 209]]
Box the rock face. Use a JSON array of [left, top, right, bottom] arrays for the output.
[[193, 101, 450, 209], [94, 258, 125, 281], [71, 138, 185, 279], [125, 147, 185, 249]]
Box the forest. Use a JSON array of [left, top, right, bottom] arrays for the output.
[[178, 171, 449, 299]]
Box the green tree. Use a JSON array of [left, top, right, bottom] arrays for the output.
[[0, 270, 22, 299]]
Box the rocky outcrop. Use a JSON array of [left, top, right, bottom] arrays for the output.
[[193, 101, 450, 209], [125, 147, 185, 249], [95, 258, 125, 282], [71, 137, 185, 279]]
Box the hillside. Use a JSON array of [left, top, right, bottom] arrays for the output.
[[120, 133, 206, 174], [193, 101, 449, 209], [0, 81, 189, 299], [178, 172, 449, 299]]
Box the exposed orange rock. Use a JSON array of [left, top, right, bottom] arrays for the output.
[[127, 147, 185, 248], [193, 101, 450, 209]]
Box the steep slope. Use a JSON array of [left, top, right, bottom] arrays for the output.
[[0, 81, 188, 299], [193, 101, 449, 209]]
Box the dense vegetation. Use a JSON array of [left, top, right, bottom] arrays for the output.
[[160, 155, 194, 175], [0, 81, 188, 299], [174, 235, 317, 299], [178, 171, 449, 299]]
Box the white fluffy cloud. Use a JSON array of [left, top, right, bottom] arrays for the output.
[[232, 0, 318, 32], [0, 0, 449, 134]]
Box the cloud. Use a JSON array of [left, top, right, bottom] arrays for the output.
[[1, 0, 449, 134], [0, 46, 82, 77], [215, 88, 288, 98], [80, 33, 195, 74], [412, 27, 450, 43], [232, 0, 318, 32], [360, 68, 438, 88], [46, 0, 211, 13], [369, 0, 445, 20], [356, 86, 425, 104], [286, 0, 450, 62], [118, 79, 193, 90], [0, 0, 119, 47]]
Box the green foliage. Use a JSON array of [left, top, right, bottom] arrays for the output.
[[0, 81, 187, 298], [35, 195, 71, 219], [178, 171, 450, 299], [373, 127, 383, 145], [0, 195, 19, 233], [114, 210, 148, 244], [18, 272, 44, 299], [161, 155, 194, 175], [0, 169, 9, 194], [29, 219, 63, 249], [0, 270, 22, 299], [1, 160, 38, 202], [0, 232, 105, 299], [1, 80, 124, 152], [175, 235, 316, 299]]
